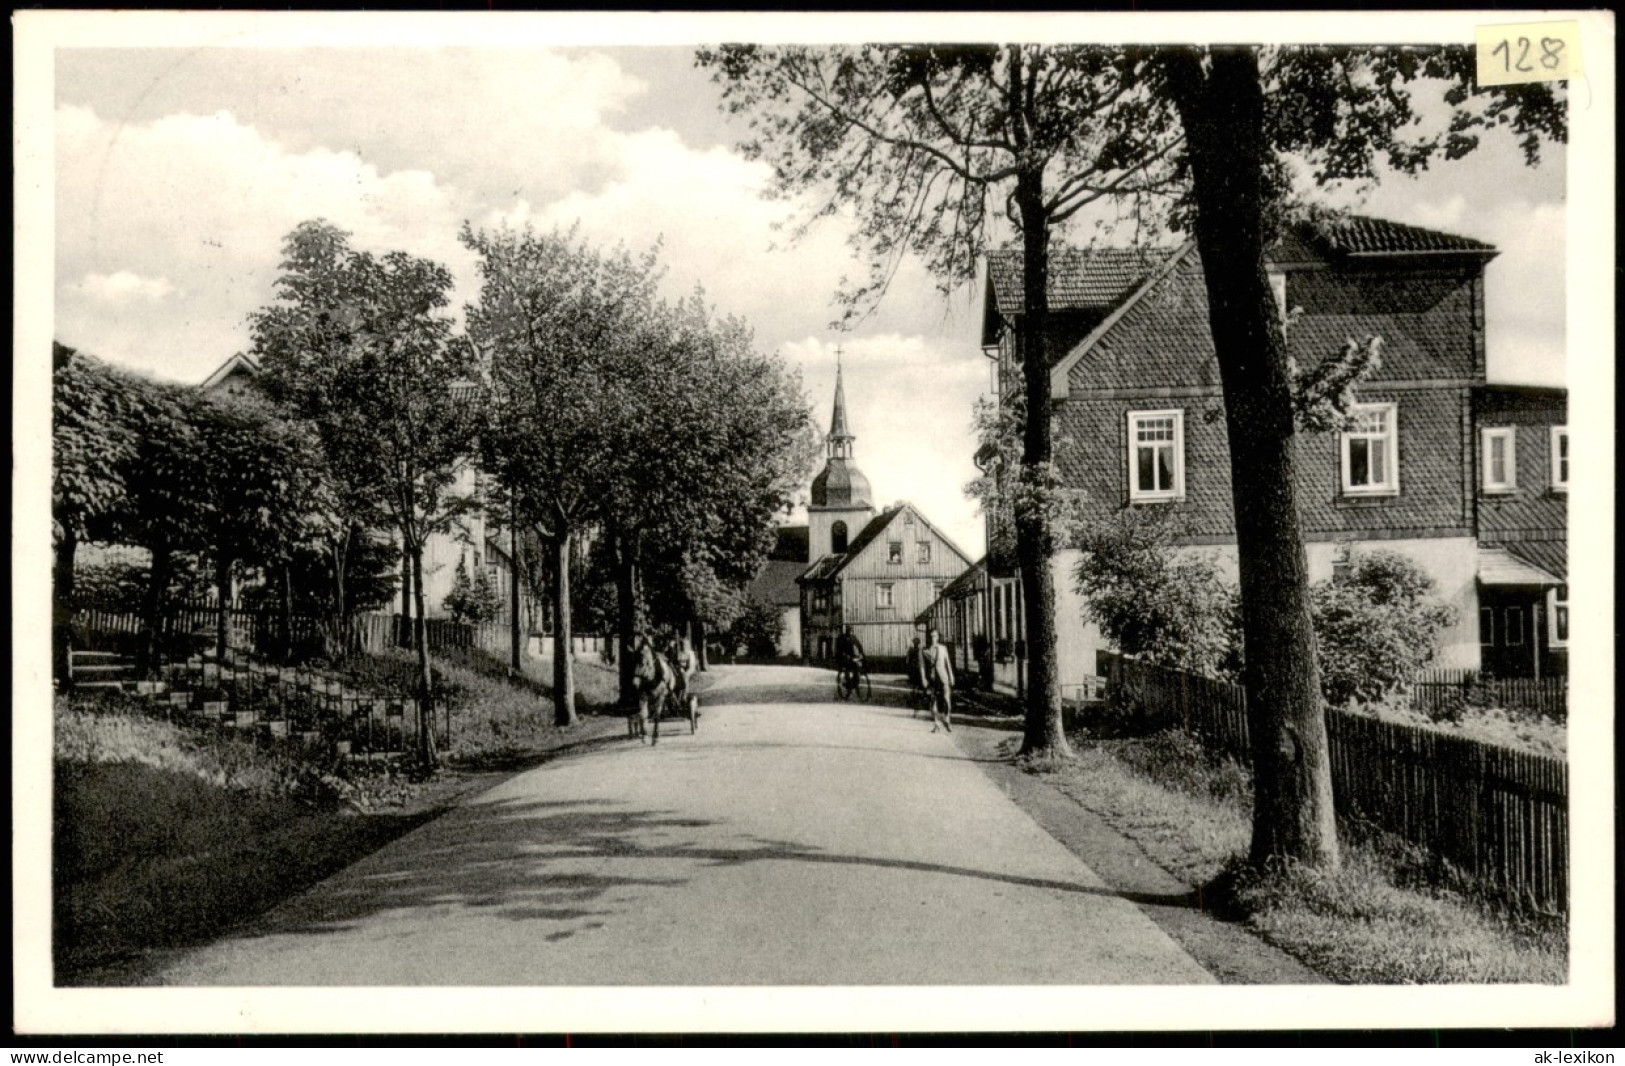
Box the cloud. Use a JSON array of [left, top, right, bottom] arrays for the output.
[[78, 270, 175, 303], [55, 102, 471, 381], [57, 48, 644, 214]]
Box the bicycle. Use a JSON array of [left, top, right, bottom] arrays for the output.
[[835, 660, 872, 702]]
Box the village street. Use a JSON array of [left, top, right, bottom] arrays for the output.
[[148, 665, 1230, 987]]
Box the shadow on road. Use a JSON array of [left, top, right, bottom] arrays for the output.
[[200, 791, 1201, 961]]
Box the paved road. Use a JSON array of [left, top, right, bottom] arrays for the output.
[[154, 665, 1215, 986]]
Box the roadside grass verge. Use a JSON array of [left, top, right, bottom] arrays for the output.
[[54, 652, 627, 985], [1015, 727, 1566, 984]]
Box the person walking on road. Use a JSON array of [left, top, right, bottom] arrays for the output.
[[920, 627, 954, 733], [905, 636, 924, 715]]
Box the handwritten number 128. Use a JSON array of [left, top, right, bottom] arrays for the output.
[[1491, 36, 1565, 73]]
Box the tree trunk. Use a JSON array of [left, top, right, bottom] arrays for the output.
[[552, 529, 577, 727], [410, 539, 438, 772], [693, 620, 708, 672], [510, 511, 523, 673], [54, 527, 78, 684], [1167, 46, 1339, 870], [1011, 156, 1072, 759], [140, 542, 173, 677], [214, 552, 233, 661], [612, 524, 642, 709], [399, 541, 413, 648]]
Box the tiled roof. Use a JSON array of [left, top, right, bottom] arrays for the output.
[[1312, 215, 1496, 257], [993, 216, 1493, 323], [985, 247, 1172, 318], [749, 558, 808, 607]]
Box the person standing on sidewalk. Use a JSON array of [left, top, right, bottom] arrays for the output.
[[920, 627, 954, 733]]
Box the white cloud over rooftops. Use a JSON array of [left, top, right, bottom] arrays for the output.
[[78, 270, 175, 304]]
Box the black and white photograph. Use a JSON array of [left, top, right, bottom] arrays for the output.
[[12, 10, 1614, 1039]]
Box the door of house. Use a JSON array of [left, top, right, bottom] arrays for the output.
[[1478, 589, 1544, 678]]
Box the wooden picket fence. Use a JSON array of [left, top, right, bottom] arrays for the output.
[[71, 604, 511, 661], [1095, 652, 1568, 913], [1411, 668, 1568, 719]]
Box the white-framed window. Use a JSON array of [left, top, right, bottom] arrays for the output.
[[932, 581, 946, 600], [1127, 409, 1184, 502], [876, 583, 895, 610], [917, 541, 932, 565], [1478, 607, 1494, 647], [1341, 403, 1399, 495], [887, 541, 903, 564], [1550, 426, 1569, 492], [1547, 585, 1569, 647], [1481, 426, 1517, 493]]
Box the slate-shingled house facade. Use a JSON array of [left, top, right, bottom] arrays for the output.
[[959, 215, 1566, 689]]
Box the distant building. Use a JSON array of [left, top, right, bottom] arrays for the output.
[[794, 362, 972, 667], [745, 525, 809, 658]]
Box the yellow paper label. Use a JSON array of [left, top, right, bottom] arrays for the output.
[[1477, 21, 1582, 86]]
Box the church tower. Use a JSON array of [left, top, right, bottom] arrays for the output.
[[808, 355, 876, 560]]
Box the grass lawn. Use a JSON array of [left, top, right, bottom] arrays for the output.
[[53, 651, 627, 985], [1014, 727, 1567, 984]]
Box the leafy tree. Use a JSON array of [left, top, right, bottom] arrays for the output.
[[52, 344, 153, 676], [251, 220, 479, 770], [463, 223, 667, 725], [1072, 509, 1240, 680], [1311, 549, 1457, 708], [108, 384, 219, 674], [191, 392, 330, 660], [629, 295, 820, 673], [1151, 45, 1564, 868], [698, 44, 1182, 758], [248, 223, 396, 649]]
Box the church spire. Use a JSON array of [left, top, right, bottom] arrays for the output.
[[809, 347, 872, 511], [827, 347, 854, 459]]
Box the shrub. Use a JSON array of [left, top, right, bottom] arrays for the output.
[[1311, 549, 1457, 707], [724, 596, 785, 658], [1072, 509, 1241, 679], [443, 557, 501, 625]]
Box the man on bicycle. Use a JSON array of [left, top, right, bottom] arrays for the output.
[[835, 625, 865, 692]]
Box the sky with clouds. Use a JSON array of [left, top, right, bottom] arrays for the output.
[[48, 27, 1570, 558]]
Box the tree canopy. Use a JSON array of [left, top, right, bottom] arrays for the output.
[[250, 219, 480, 768]]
